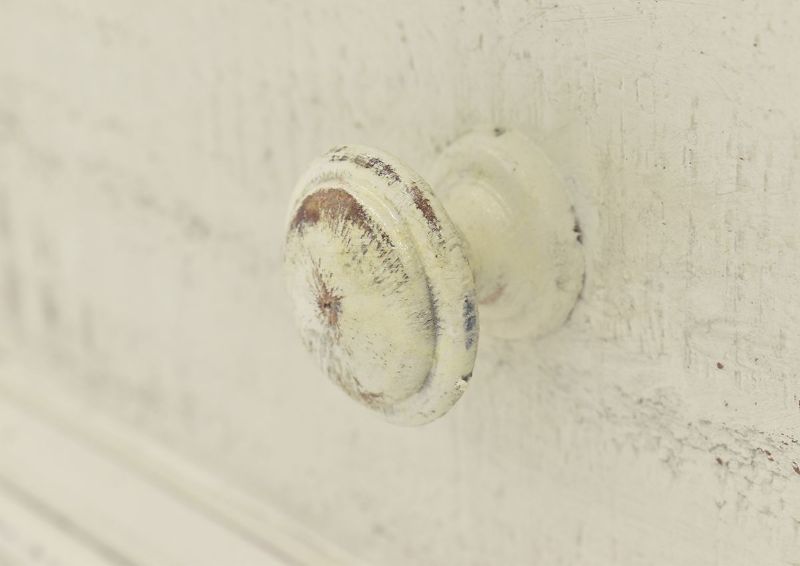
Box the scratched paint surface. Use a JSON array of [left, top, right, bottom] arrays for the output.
[[0, 1, 800, 564], [286, 182, 437, 410], [285, 145, 478, 423], [286, 175, 435, 408]]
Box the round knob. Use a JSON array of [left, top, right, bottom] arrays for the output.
[[284, 130, 584, 425]]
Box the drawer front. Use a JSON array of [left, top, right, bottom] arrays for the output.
[[1, 1, 799, 564]]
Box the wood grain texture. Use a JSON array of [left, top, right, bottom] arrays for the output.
[[1, 0, 800, 564]]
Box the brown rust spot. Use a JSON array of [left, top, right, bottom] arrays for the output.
[[407, 182, 440, 232], [716, 362, 724, 369], [312, 306, 390, 412], [355, 389, 386, 409], [352, 153, 402, 184], [480, 283, 506, 306], [793, 462, 800, 475], [326, 366, 385, 410], [311, 263, 343, 331], [715, 457, 724, 466], [290, 187, 393, 248], [291, 187, 372, 236], [334, 369, 387, 410]]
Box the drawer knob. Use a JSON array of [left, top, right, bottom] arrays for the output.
[[284, 130, 584, 424]]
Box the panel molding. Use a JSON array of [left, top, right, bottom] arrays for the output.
[[0, 352, 368, 566]]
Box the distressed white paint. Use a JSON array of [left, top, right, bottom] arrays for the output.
[[1, 0, 800, 565], [284, 132, 582, 423]]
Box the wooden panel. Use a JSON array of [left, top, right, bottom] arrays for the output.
[[0, 381, 279, 565], [1, 1, 800, 564]]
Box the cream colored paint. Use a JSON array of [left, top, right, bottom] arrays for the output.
[[283, 132, 582, 423], [431, 130, 584, 338], [1, 1, 800, 565], [284, 144, 479, 424]]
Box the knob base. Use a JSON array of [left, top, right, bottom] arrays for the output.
[[430, 130, 585, 339]]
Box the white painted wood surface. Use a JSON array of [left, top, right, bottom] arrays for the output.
[[283, 132, 583, 423], [284, 143, 480, 424], [0, 355, 366, 566], [0, 486, 114, 566], [1, 1, 800, 564]]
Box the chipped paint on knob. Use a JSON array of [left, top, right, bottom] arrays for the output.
[[284, 132, 585, 425], [284, 146, 478, 425]]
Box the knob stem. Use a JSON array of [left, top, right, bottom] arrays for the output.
[[430, 130, 584, 339]]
